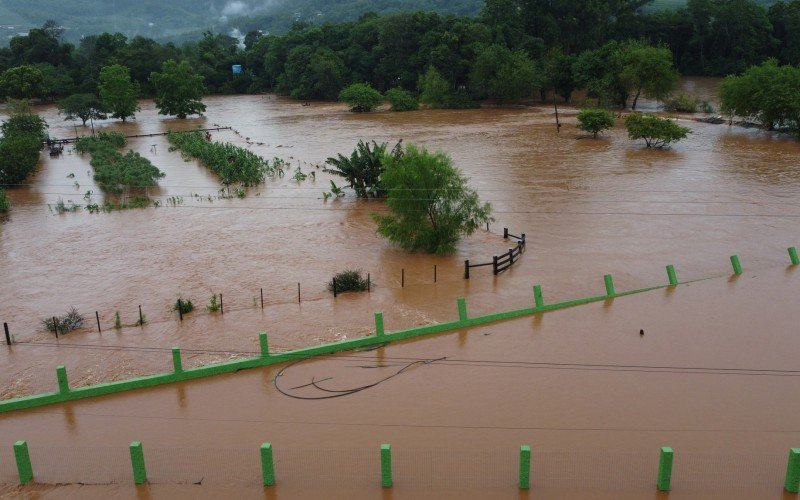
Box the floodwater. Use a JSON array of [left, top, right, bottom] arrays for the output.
[[1, 77, 800, 496]]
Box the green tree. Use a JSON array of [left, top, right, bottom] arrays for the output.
[[324, 140, 398, 197], [58, 94, 107, 126], [719, 60, 800, 132], [1, 113, 48, 139], [374, 144, 493, 255], [0, 65, 44, 99], [418, 66, 450, 108], [577, 109, 615, 138], [338, 83, 383, 112], [0, 188, 9, 214], [98, 64, 140, 122], [150, 59, 207, 119], [469, 44, 538, 101], [385, 87, 419, 111], [625, 113, 691, 148], [32, 63, 75, 101], [620, 43, 679, 110], [573, 41, 629, 108], [0, 112, 47, 184]]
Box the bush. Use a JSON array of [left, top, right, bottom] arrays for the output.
[[0, 188, 9, 213], [43, 307, 84, 335], [385, 88, 419, 112], [663, 93, 699, 113], [624, 113, 691, 148], [577, 109, 615, 138], [207, 294, 221, 312], [328, 270, 369, 294], [324, 140, 401, 198], [173, 298, 194, 314], [444, 88, 480, 109], [338, 83, 383, 112], [0, 113, 47, 184]]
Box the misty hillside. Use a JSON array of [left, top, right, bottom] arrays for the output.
[[1, 0, 778, 45]]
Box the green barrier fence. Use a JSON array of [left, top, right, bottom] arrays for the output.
[[0, 249, 796, 415]]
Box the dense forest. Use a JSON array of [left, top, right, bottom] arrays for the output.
[[0, 0, 799, 106]]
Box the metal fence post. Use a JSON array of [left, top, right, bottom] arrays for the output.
[[604, 274, 616, 297], [464, 260, 470, 279], [130, 441, 147, 484], [666, 264, 678, 285], [785, 448, 800, 493], [172, 347, 182, 373], [457, 297, 467, 322], [730, 255, 743, 275], [259, 332, 269, 357], [533, 284, 544, 308]]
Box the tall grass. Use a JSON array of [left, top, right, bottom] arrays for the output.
[[0, 188, 9, 213]]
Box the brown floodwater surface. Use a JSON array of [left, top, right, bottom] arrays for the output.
[[1, 78, 800, 495]]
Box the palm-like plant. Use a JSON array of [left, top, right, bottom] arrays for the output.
[[324, 140, 402, 198]]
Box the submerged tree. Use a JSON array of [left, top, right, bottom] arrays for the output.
[[150, 59, 207, 119], [625, 113, 691, 148], [577, 109, 615, 138], [338, 83, 383, 112], [98, 64, 140, 122], [374, 144, 493, 255], [58, 93, 107, 126]]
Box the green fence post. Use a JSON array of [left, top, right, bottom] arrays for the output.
[[375, 312, 385, 337], [129, 441, 146, 484], [13, 440, 33, 485], [261, 442, 275, 486], [55, 365, 69, 394], [657, 446, 673, 491], [789, 247, 799, 266], [172, 347, 182, 373], [785, 448, 800, 493], [730, 255, 743, 275], [604, 274, 616, 297], [666, 265, 678, 285], [381, 444, 392, 487], [533, 285, 544, 308], [259, 332, 269, 357], [519, 445, 531, 489], [457, 297, 468, 323]]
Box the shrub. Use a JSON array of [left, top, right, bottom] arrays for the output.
[[324, 140, 402, 198], [576, 109, 615, 138], [207, 294, 221, 312], [663, 93, 699, 113], [43, 307, 84, 335], [0, 113, 47, 184], [624, 113, 691, 148], [114, 311, 121, 329], [328, 270, 370, 294], [0, 188, 9, 214], [385, 88, 419, 112], [173, 298, 194, 314], [338, 83, 383, 112]]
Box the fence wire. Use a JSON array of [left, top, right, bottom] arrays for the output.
[[0, 446, 791, 492]]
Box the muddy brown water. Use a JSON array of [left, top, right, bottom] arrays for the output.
[[1, 77, 800, 496]]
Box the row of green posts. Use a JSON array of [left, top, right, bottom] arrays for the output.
[[9, 440, 800, 492]]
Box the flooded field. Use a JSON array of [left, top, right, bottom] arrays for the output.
[[1, 77, 800, 496]]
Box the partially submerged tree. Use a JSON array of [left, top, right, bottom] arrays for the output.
[[0, 113, 48, 184], [98, 64, 140, 122], [418, 66, 451, 108], [374, 143, 493, 255], [620, 43, 679, 110], [385, 87, 419, 111], [0, 65, 44, 100], [150, 59, 207, 118], [58, 93, 107, 126], [577, 109, 615, 138], [625, 113, 691, 148], [338, 83, 383, 112]]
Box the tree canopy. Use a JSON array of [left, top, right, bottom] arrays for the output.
[[98, 64, 139, 121], [625, 113, 692, 148], [374, 143, 493, 255], [150, 59, 207, 118]]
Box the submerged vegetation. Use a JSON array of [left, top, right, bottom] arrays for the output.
[[0, 189, 9, 214], [174, 298, 194, 314], [75, 132, 165, 194], [328, 270, 370, 294], [167, 131, 272, 186], [0, 113, 47, 186], [577, 109, 615, 138], [625, 113, 692, 148], [324, 140, 401, 198], [374, 143, 493, 255], [43, 307, 84, 335]]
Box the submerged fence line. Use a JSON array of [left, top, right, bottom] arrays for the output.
[[1, 247, 798, 414], [5, 440, 800, 493]]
